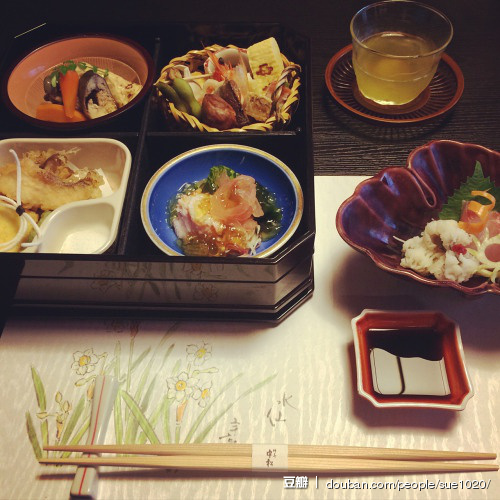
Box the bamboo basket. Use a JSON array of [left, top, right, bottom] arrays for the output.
[[155, 44, 301, 132]]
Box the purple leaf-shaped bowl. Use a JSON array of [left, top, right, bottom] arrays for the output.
[[336, 140, 500, 296]]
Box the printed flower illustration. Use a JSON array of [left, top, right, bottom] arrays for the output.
[[186, 342, 212, 366], [167, 372, 199, 402], [36, 391, 72, 441], [193, 381, 212, 408], [71, 348, 99, 376]]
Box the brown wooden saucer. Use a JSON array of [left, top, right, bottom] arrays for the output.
[[325, 44, 464, 124]]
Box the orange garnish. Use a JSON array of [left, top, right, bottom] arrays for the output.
[[458, 190, 496, 234]]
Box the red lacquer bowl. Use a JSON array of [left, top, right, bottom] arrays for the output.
[[336, 140, 500, 296], [1, 34, 154, 131]]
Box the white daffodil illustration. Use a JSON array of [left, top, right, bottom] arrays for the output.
[[192, 381, 212, 408], [167, 372, 199, 402], [186, 342, 212, 366], [71, 348, 99, 376]]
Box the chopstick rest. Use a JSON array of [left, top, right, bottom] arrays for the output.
[[69, 375, 119, 499]]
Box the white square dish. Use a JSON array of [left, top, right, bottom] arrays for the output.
[[0, 138, 131, 254]]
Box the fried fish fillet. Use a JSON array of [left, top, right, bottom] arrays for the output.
[[0, 149, 104, 211]]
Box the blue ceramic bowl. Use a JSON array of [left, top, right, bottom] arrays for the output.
[[141, 144, 304, 257]]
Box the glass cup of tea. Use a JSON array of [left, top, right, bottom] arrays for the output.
[[350, 0, 453, 108]]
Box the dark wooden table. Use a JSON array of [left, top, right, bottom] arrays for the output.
[[4, 0, 499, 175]]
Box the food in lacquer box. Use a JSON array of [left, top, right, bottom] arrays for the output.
[[400, 162, 500, 284], [155, 37, 301, 131], [0, 148, 104, 252], [141, 144, 304, 261], [169, 165, 282, 256], [38, 60, 143, 123]]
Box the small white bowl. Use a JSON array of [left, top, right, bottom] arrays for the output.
[[351, 309, 474, 410], [0, 138, 131, 254]]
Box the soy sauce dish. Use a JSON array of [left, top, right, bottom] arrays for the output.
[[352, 310, 474, 410], [141, 144, 304, 258]]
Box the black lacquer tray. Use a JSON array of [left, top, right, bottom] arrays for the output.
[[0, 22, 315, 323]]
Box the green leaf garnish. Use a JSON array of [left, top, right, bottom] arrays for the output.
[[438, 161, 499, 220], [203, 165, 238, 194], [48, 60, 109, 87]]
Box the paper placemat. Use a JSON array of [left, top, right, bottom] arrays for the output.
[[1, 176, 498, 500]]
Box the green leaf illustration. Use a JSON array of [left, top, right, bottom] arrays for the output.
[[183, 373, 244, 444], [163, 397, 174, 443], [31, 366, 47, 410], [63, 415, 90, 457], [26, 412, 42, 460], [130, 347, 152, 374], [121, 391, 160, 444], [60, 395, 86, 446], [137, 394, 168, 444], [125, 331, 173, 443], [124, 336, 136, 429], [31, 366, 49, 451], [193, 373, 277, 443], [171, 359, 181, 376], [114, 390, 124, 446], [113, 341, 122, 378], [126, 337, 135, 394]]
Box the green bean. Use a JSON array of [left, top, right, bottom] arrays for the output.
[[156, 82, 188, 113]]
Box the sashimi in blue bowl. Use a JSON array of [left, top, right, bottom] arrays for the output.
[[141, 144, 303, 258]]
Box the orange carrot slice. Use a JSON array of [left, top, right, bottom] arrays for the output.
[[58, 69, 80, 119], [459, 190, 496, 234], [35, 103, 86, 123]]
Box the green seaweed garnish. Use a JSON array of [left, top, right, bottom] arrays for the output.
[[255, 183, 282, 241], [438, 161, 500, 221]]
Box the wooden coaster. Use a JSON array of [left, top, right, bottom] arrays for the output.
[[324, 44, 464, 124], [352, 82, 431, 115]]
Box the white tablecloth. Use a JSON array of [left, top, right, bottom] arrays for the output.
[[0, 176, 498, 500]]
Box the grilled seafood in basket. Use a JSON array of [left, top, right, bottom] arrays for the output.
[[154, 37, 301, 131]]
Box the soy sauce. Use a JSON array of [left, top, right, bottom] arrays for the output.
[[367, 327, 450, 396], [367, 328, 444, 360]]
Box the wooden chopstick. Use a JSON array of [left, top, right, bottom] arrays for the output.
[[43, 443, 497, 462], [38, 455, 499, 474]]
